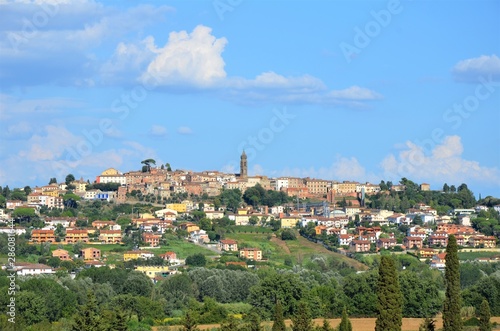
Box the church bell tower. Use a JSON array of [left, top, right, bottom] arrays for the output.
[[240, 150, 248, 178]]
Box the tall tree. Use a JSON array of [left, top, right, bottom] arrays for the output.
[[271, 300, 286, 331], [220, 315, 240, 331], [23, 186, 32, 195], [443, 183, 449, 192], [418, 318, 436, 331], [478, 299, 492, 331], [71, 291, 102, 331], [244, 312, 262, 331], [375, 255, 403, 331], [181, 310, 199, 331], [141, 159, 156, 172], [443, 235, 462, 331], [338, 307, 352, 331], [48, 177, 57, 184], [65, 174, 75, 185], [291, 301, 313, 331]]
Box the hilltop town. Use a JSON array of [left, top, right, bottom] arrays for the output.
[[1, 152, 500, 330], [1, 152, 500, 276]]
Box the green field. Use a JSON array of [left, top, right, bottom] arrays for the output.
[[458, 250, 500, 261], [225, 230, 368, 270]]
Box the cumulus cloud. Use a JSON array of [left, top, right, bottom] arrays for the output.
[[141, 25, 227, 88], [0, 124, 162, 186], [328, 86, 383, 100], [0, 94, 83, 120], [6, 121, 32, 136], [0, 2, 172, 87], [278, 155, 377, 183], [101, 36, 157, 84], [130, 25, 382, 107], [452, 54, 500, 83], [177, 126, 193, 135], [19, 125, 80, 161], [149, 125, 167, 137], [380, 135, 500, 186]]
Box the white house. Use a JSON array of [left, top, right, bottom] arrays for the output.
[[0, 209, 9, 220], [14, 263, 54, 276]]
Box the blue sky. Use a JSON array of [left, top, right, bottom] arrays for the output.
[[1, 0, 499, 197]]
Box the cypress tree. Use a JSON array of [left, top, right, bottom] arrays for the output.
[[291, 301, 313, 331], [182, 310, 199, 331], [375, 255, 403, 331], [111, 309, 128, 331], [418, 318, 436, 331], [338, 307, 352, 331], [272, 300, 286, 331], [478, 299, 492, 331], [220, 315, 240, 331], [245, 312, 263, 331], [71, 291, 102, 331], [319, 319, 332, 331], [443, 235, 462, 331]]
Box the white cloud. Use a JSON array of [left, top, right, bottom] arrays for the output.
[[177, 126, 192, 135], [149, 125, 167, 137], [0, 124, 162, 186], [250, 164, 265, 176], [452, 54, 500, 83], [0, 94, 83, 120], [6, 121, 32, 136], [100, 36, 157, 84], [0, 2, 172, 87], [19, 125, 80, 161], [133, 25, 381, 107], [328, 86, 382, 100], [380, 135, 500, 186], [141, 25, 227, 88], [278, 155, 377, 183]]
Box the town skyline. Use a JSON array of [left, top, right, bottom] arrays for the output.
[[1, 0, 499, 197]]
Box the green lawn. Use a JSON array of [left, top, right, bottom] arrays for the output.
[[157, 237, 216, 259], [458, 250, 500, 261], [224, 231, 368, 270]]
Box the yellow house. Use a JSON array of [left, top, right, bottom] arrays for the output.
[[99, 230, 122, 244], [123, 251, 141, 261], [179, 223, 199, 233], [44, 190, 60, 197], [101, 168, 120, 176], [166, 203, 187, 213], [139, 212, 155, 219], [71, 180, 87, 193], [280, 216, 301, 228], [237, 208, 248, 215], [135, 266, 170, 279]]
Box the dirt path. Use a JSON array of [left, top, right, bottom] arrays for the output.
[[296, 235, 368, 271], [270, 236, 291, 254], [154, 317, 500, 331]]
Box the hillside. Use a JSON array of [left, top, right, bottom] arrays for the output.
[[224, 228, 368, 271]]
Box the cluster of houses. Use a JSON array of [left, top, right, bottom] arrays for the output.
[[0, 155, 416, 219]]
